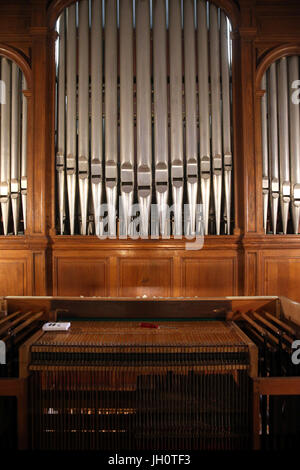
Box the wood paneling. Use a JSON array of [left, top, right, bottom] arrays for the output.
[[54, 256, 109, 296], [0, 0, 299, 299], [182, 256, 237, 297], [0, 251, 32, 296], [118, 257, 173, 297], [263, 254, 300, 302]]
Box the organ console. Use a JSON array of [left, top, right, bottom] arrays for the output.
[[1, 295, 300, 451]]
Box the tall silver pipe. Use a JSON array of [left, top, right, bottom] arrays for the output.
[[10, 62, 20, 235], [210, 4, 222, 235], [221, 12, 232, 235], [261, 74, 269, 234], [56, 13, 66, 235], [0, 57, 11, 235], [288, 56, 300, 234], [184, 0, 198, 237], [21, 75, 27, 231], [153, 0, 169, 237], [91, 0, 103, 237], [278, 57, 290, 234], [268, 63, 279, 234], [105, 0, 118, 237], [169, 0, 183, 237], [78, 0, 89, 235], [197, 0, 210, 235], [120, 0, 134, 237], [136, 0, 152, 237], [66, 4, 77, 235]]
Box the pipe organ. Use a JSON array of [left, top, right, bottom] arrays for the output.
[[0, 56, 27, 236], [55, 0, 234, 237], [261, 55, 300, 235]]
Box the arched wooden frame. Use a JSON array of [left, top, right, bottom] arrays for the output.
[[254, 44, 300, 235], [47, 0, 241, 237], [0, 44, 32, 237]]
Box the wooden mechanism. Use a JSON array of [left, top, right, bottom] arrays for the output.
[[0, 295, 300, 450]]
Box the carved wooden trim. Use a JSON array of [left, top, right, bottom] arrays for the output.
[[0, 43, 31, 90], [47, 0, 240, 29], [256, 43, 300, 90]]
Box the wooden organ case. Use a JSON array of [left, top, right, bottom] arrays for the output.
[[1, 295, 300, 451]]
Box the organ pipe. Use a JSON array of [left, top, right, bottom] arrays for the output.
[[289, 56, 300, 234], [221, 11, 232, 235], [210, 3, 222, 235], [184, 0, 198, 237], [91, 0, 103, 237], [66, 4, 77, 236], [261, 55, 300, 234], [0, 57, 11, 235], [169, 0, 184, 237], [197, 0, 210, 235], [136, 0, 152, 237], [261, 74, 269, 234], [153, 0, 169, 237], [78, 0, 89, 235], [278, 57, 290, 234], [0, 56, 27, 235], [120, 0, 134, 237], [11, 62, 20, 235], [105, 0, 118, 238], [56, 12, 66, 235], [54, 0, 234, 238]]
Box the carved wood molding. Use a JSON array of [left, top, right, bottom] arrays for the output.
[[0, 43, 32, 89], [256, 43, 300, 89]]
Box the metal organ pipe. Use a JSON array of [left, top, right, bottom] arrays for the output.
[[169, 0, 184, 237], [153, 0, 169, 237], [120, 0, 134, 237], [66, 4, 77, 236], [209, 3, 222, 236], [221, 12, 232, 236], [136, 0, 152, 237], [0, 57, 11, 235], [56, 13, 66, 235], [54, 0, 234, 237], [11, 63, 20, 235], [268, 63, 279, 234], [288, 56, 300, 234], [0, 57, 26, 235], [78, 0, 89, 236], [21, 75, 27, 231], [261, 74, 269, 234], [184, 0, 198, 237], [278, 57, 290, 235], [91, 0, 103, 237], [105, 0, 118, 238], [261, 55, 300, 234], [197, 0, 210, 236]]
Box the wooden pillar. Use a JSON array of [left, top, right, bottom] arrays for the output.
[[239, 1, 262, 236], [27, 0, 49, 295]]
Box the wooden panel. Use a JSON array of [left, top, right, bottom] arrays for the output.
[[118, 258, 173, 297], [54, 256, 109, 296], [263, 254, 300, 302], [182, 256, 237, 297], [245, 252, 258, 296], [0, 252, 31, 296]]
